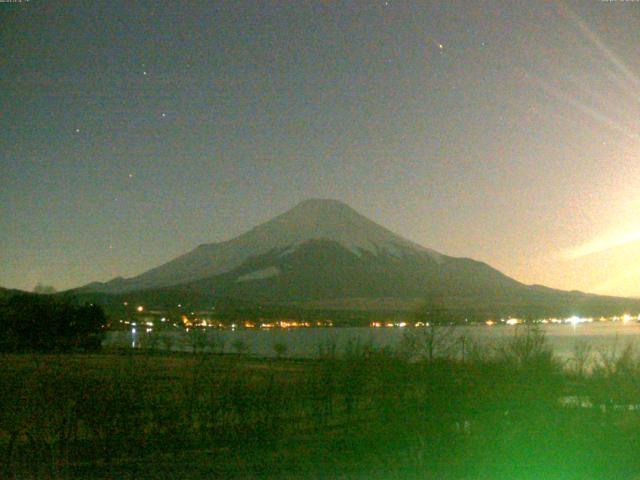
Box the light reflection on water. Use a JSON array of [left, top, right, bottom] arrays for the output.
[[104, 322, 640, 360]]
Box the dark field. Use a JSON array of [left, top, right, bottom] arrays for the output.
[[3, 331, 640, 479]]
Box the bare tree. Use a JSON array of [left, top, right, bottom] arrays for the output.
[[231, 339, 250, 355], [399, 298, 460, 361], [272, 341, 288, 359]]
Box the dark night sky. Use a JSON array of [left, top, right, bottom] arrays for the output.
[[2, 1, 640, 295]]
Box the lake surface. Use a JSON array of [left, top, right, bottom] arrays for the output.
[[104, 322, 640, 361]]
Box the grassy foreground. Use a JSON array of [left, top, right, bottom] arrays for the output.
[[3, 330, 640, 479]]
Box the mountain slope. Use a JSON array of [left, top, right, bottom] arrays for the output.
[[0, 287, 27, 302], [85, 199, 443, 293], [179, 239, 522, 301], [78, 199, 640, 318]]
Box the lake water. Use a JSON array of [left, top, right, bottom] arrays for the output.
[[104, 322, 640, 361]]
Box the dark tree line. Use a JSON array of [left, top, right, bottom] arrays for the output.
[[0, 294, 107, 352]]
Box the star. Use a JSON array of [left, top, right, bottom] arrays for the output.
[[128, 173, 134, 179], [143, 71, 148, 76], [438, 43, 444, 50], [161, 113, 167, 118], [75, 128, 80, 133]]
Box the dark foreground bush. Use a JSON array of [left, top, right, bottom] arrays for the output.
[[0, 294, 107, 352], [2, 330, 640, 479]]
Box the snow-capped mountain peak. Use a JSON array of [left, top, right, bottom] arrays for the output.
[[85, 199, 442, 292]]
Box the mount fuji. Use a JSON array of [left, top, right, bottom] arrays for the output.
[[78, 199, 639, 317]]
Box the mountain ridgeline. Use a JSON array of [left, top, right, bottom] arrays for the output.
[[77, 199, 640, 320]]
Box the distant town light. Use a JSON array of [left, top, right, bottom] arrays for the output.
[[137, 306, 144, 312]]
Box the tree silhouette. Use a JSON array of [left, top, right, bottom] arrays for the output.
[[273, 341, 288, 359], [33, 283, 57, 294], [0, 294, 106, 352]]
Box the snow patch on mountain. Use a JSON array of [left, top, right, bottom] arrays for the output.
[[82, 199, 445, 293], [236, 266, 280, 283]]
